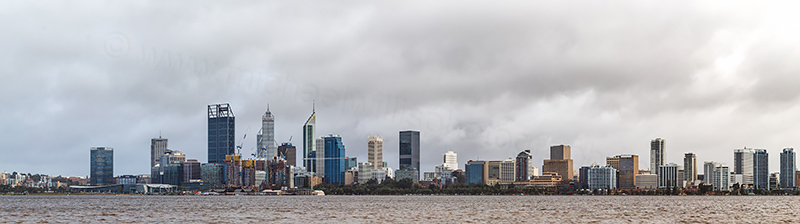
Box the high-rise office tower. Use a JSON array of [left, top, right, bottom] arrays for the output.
[[753, 149, 769, 190], [183, 159, 201, 182], [150, 137, 168, 168], [368, 136, 383, 169], [650, 138, 665, 173], [208, 103, 235, 164], [444, 151, 458, 171], [515, 150, 532, 181], [90, 147, 114, 186], [543, 145, 574, 181], [500, 159, 516, 183], [323, 134, 346, 185], [733, 148, 755, 187], [303, 104, 316, 170], [780, 148, 796, 189], [399, 130, 421, 178], [684, 153, 697, 183], [256, 105, 276, 160], [277, 143, 297, 167], [607, 154, 639, 189], [315, 138, 325, 176]]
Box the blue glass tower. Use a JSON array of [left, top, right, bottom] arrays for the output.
[[90, 147, 114, 186], [323, 135, 346, 185], [208, 103, 235, 164]]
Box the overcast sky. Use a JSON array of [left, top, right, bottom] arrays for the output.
[[3, 1, 800, 177]]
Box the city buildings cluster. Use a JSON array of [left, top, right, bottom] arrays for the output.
[[6, 103, 800, 195]]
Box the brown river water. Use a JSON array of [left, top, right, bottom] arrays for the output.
[[0, 195, 797, 223]]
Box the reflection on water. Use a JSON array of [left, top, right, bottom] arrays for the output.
[[1, 195, 798, 223]]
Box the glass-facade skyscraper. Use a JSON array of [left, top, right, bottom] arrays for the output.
[[303, 105, 316, 170], [399, 130, 420, 179], [208, 103, 235, 164], [780, 148, 795, 189], [323, 135, 346, 185], [90, 147, 114, 186], [257, 105, 276, 160], [753, 149, 769, 190]]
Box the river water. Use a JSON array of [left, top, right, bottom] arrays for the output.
[[1, 195, 798, 223]]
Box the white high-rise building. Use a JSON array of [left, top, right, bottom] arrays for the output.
[[712, 164, 730, 191], [368, 136, 383, 169], [501, 159, 516, 183], [444, 151, 458, 170], [588, 164, 618, 190], [257, 105, 276, 159], [657, 163, 680, 189]]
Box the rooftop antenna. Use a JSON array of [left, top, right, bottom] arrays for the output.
[[159, 130, 162, 138], [313, 100, 315, 113]]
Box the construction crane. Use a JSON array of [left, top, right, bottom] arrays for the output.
[[236, 126, 252, 155]]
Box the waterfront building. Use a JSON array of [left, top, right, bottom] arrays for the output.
[[435, 164, 454, 183], [684, 153, 697, 183], [90, 147, 114, 186], [277, 143, 296, 167], [372, 168, 388, 184], [395, 168, 419, 183], [200, 163, 225, 188], [657, 163, 679, 189], [368, 136, 383, 169], [399, 130, 421, 180], [303, 104, 316, 171], [754, 149, 769, 190], [465, 161, 487, 185], [357, 162, 373, 184], [444, 151, 458, 171], [162, 164, 183, 186], [515, 150, 532, 181], [423, 172, 436, 181], [770, 172, 780, 190], [500, 159, 515, 183], [208, 103, 235, 164], [579, 166, 591, 189], [225, 154, 243, 187], [732, 148, 755, 187], [256, 105, 276, 160], [606, 154, 639, 189], [115, 175, 137, 185], [711, 163, 729, 191], [542, 145, 573, 181], [150, 137, 168, 168], [183, 159, 201, 182], [588, 164, 617, 190], [486, 160, 503, 185], [635, 174, 658, 189], [650, 138, 665, 174], [323, 134, 346, 185], [780, 148, 796, 189], [315, 138, 325, 176]]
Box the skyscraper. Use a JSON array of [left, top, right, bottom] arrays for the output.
[[542, 145, 573, 181], [684, 153, 697, 183], [323, 134, 346, 185], [607, 154, 639, 189], [208, 103, 235, 164], [650, 138, 665, 173], [515, 150, 532, 181], [443, 151, 458, 171], [780, 148, 796, 189], [256, 105, 276, 160], [90, 147, 114, 186], [303, 104, 316, 170], [368, 136, 383, 169], [733, 148, 755, 187], [399, 130, 421, 178], [277, 143, 297, 167], [315, 138, 325, 175], [150, 137, 168, 168], [753, 149, 769, 190]]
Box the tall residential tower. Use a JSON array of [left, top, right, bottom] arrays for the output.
[[368, 136, 383, 169], [650, 138, 665, 173]]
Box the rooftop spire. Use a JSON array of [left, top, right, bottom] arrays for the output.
[[312, 100, 315, 113]]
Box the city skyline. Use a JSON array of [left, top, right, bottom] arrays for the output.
[[5, 2, 800, 178]]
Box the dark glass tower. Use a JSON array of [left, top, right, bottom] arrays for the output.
[[323, 135, 346, 185], [208, 103, 235, 164], [90, 147, 114, 186], [399, 130, 420, 178]]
